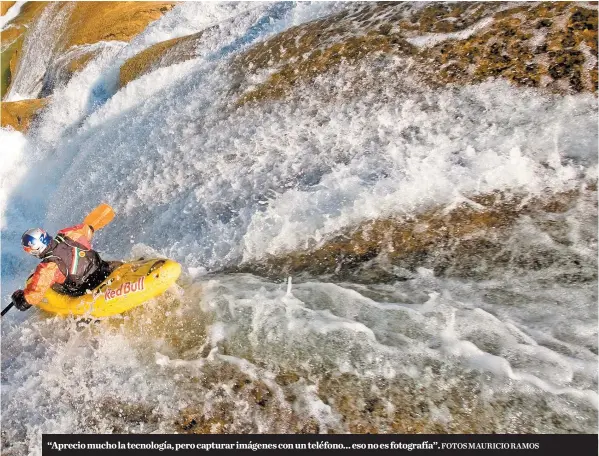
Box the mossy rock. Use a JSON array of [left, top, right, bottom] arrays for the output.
[[119, 31, 202, 88], [64, 2, 177, 48], [1, 98, 49, 132], [0, 1, 16, 16], [1, 2, 48, 98], [111, 2, 597, 100], [1, 36, 21, 98], [234, 186, 596, 283], [229, 2, 597, 106]]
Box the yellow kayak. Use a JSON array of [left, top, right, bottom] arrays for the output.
[[33, 259, 181, 317]]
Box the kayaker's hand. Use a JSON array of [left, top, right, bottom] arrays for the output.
[[12, 290, 31, 311]]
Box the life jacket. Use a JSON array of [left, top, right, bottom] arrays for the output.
[[41, 233, 103, 291]]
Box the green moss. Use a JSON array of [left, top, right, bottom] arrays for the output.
[[63, 2, 176, 49], [0, 2, 48, 98], [1, 35, 25, 98]]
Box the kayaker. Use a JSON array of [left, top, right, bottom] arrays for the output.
[[11, 204, 121, 311]]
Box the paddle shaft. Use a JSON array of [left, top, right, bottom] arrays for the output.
[[1, 302, 14, 317]]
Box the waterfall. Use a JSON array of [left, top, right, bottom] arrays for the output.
[[5, 3, 73, 101], [1, 2, 597, 452]]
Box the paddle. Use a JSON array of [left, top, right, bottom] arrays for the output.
[[1, 302, 14, 317], [84, 203, 115, 232]]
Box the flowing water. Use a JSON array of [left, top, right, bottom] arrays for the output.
[[1, 3, 597, 454]]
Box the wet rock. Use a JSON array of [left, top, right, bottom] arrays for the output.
[[2, 2, 176, 99], [1, 97, 48, 132], [0, 2, 16, 16], [231, 2, 597, 104], [109, 3, 598, 101], [275, 371, 300, 387], [1, 2, 48, 98], [235, 186, 597, 284], [176, 410, 227, 434], [120, 31, 203, 88]]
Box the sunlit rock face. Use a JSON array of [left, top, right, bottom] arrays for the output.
[[118, 2, 598, 97], [0, 97, 48, 131], [0, 2, 597, 453], [1, 2, 16, 16], [1, 1, 176, 103], [235, 186, 598, 284]]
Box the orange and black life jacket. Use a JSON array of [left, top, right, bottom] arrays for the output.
[[41, 233, 103, 290]]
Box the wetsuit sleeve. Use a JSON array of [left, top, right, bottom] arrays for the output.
[[58, 224, 94, 249], [23, 262, 66, 305]]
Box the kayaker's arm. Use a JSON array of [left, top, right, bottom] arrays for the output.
[[57, 204, 116, 245], [52, 203, 117, 246], [23, 262, 66, 306], [59, 224, 95, 246]]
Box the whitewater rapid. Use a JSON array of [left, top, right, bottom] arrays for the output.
[[1, 2, 597, 454]]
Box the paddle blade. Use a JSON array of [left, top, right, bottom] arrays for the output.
[[84, 203, 115, 231]]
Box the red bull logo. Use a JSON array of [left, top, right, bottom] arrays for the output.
[[105, 277, 145, 301]]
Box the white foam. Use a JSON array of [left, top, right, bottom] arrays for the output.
[[406, 16, 494, 48], [0, 128, 28, 229]]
